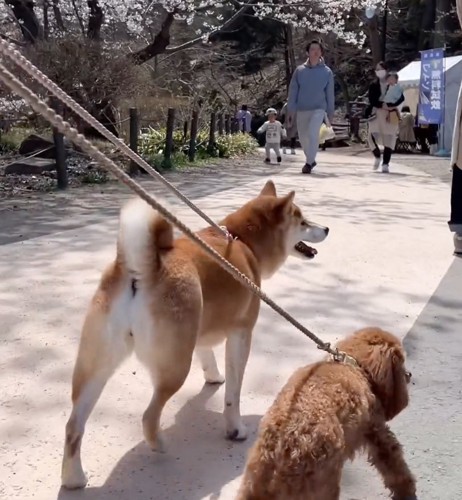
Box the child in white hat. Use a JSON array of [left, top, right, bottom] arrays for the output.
[[257, 108, 287, 164]]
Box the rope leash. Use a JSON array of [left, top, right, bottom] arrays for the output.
[[0, 39, 227, 238], [0, 43, 342, 360]]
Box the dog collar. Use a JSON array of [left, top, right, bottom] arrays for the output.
[[333, 350, 359, 368]]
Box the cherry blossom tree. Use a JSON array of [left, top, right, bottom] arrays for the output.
[[1, 0, 384, 63], [0, 0, 385, 135]]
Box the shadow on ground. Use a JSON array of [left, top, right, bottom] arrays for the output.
[[56, 385, 259, 500]]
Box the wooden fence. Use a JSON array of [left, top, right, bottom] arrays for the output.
[[127, 107, 241, 174], [3, 102, 370, 189]]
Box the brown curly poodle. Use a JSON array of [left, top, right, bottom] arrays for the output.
[[237, 327, 417, 500]]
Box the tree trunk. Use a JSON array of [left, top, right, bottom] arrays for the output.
[[90, 100, 119, 138], [87, 0, 104, 40], [72, 99, 119, 139], [336, 75, 351, 115], [52, 0, 66, 32], [367, 15, 382, 65], [283, 24, 296, 91], [5, 0, 43, 44], [43, 0, 50, 40], [434, 0, 451, 47], [381, 0, 388, 60], [419, 0, 437, 50]]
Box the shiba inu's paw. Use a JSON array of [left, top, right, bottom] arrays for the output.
[[61, 461, 87, 490], [147, 433, 166, 454], [226, 422, 248, 441]]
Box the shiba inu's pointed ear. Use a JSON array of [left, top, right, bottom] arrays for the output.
[[259, 180, 277, 197], [276, 191, 295, 215]]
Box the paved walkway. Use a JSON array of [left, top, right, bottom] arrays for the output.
[[0, 150, 459, 499]]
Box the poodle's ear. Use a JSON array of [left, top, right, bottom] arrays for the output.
[[367, 344, 409, 420]]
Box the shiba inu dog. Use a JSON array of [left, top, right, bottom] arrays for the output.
[[61, 180, 329, 489]]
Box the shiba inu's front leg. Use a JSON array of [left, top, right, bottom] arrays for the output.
[[197, 347, 225, 384], [224, 330, 252, 440]]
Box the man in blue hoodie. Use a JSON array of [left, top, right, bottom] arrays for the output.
[[287, 40, 335, 174]]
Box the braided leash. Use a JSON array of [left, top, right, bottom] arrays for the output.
[[0, 42, 342, 359], [0, 39, 227, 237]]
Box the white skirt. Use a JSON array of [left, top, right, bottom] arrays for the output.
[[368, 108, 399, 149]]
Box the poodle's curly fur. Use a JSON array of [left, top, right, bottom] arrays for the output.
[[237, 327, 417, 500]]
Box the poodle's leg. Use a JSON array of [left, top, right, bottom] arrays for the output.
[[366, 423, 417, 500], [310, 465, 341, 500]]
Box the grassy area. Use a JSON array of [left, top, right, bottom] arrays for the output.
[[0, 127, 47, 153], [0, 125, 258, 179], [139, 127, 258, 170]]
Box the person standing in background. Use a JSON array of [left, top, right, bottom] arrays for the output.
[[280, 102, 297, 155], [236, 105, 252, 133], [287, 40, 335, 174], [365, 61, 404, 173], [449, 0, 462, 254], [257, 107, 287, 164], [398, 106, 417, 146]]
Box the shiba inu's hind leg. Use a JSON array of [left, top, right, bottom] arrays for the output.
[[62, 281, 134, 489], [136, 303, 201, 452]]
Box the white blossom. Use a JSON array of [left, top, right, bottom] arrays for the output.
[[0, 0, 386, 48]]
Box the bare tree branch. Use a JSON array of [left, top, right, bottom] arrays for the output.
[[128, 10, 176, 64], [126, 1, 256, 66], [165, 2, 256, 55], [71, 0, 86, 36], [0, 32, 26, 47]]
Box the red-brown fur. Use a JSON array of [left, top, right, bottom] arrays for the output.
[[60, 181, 330, 489], [237, 327, 417, 500]]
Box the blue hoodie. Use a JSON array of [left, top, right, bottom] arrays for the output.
[[287, 61, 335, 117]]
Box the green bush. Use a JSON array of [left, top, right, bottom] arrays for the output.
[[80, 168, 109, 184], [139, 127, 257, 168], [216, 133, 258, 158], [0, 127, 37, 153]]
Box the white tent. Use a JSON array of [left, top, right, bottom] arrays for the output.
[[398, 55, 462, 152]]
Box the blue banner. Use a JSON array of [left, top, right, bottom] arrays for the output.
[[418, 48, 444, 125]]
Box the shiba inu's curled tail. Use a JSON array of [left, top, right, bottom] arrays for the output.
[[117, 198, 174, 278]]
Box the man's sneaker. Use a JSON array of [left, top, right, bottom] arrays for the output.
[[382, 163, 389, 173], [373, 157, 381, 170], [264, 158, 270, 164], [312, 161, 317, 170], [290, 148, 296, 155], [277, 156, 282, 163], [302, 163, 312, 174], [283, 147, 287, 154]]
